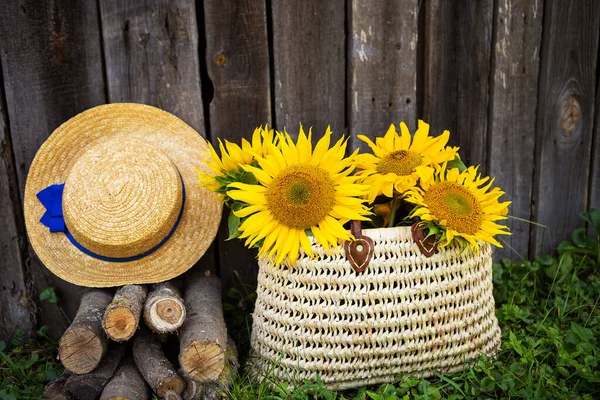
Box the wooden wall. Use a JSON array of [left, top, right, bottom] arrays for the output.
[[0, 0, 598, 339]]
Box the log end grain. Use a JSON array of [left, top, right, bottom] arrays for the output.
[[145, 297, 186, 333], [103, 306, 137, 341], [180, 340, 225, 381], [103, 285, 146, 341], [155, 373, 186, 397], [58, 327, 104, 374], [157, 298, 185, 325]]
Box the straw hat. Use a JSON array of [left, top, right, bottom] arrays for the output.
[[24, 103, 222, 287]]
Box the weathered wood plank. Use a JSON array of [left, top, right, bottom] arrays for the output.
[[348, 0, 419, 151], [0, 0, 105, 337], [0, 70, 33, 340], [423, 0, 493, 169], [99, 0, 215, 275], [99, 0, 206, 135], [271, 0, 346, 140], [530, 0, 600, 255], [590, 66, 600, 212], [203, 0, 271, 288], [488, 0, 543, 260]]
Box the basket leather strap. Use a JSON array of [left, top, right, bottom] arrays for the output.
[[411, 221, 438, 257], [344, 221, 374, 273]]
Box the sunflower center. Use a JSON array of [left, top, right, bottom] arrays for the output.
[[423, 181, 483, 235], [377, 150, 423, 176], [266, 165, 335, 230]]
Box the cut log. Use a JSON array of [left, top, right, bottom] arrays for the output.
[[59, 289, 112, 374], [179, 275, 227, 382], [133, 325, 185, 397], [100, 357, 149, 400], [103, 285, 147, 341], [65, 343, 126, 400], [144, 281, 186, 333], [163, 391, 183, 400], [182, 337, 239, 400], [203, 337, 239, 400], [43, 371, 73, 400]]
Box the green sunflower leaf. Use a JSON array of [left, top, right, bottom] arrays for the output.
[[226, 204, 244, 240], [241, 171, 258, 185], [446, 155, 467, 172]]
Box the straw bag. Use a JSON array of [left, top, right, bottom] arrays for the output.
[[249, 225, 501, 390]]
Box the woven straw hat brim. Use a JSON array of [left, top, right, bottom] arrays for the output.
[[24, 103, 222, 287]]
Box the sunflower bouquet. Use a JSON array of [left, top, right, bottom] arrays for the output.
[[197, 120, 511, 265]]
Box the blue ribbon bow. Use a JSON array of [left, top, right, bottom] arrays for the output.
[[37, 184, 67, 233]]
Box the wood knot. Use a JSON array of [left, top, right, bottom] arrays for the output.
[[214, 52, 227, 67], [560, 95, 580, 136]]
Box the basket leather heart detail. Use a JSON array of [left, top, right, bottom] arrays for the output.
[[411, 221, 438, 257], [344, 221, 374, 273]]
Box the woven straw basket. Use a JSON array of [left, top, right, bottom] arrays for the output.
[[249, 226, 501, 390]]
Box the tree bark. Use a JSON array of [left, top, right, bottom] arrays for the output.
[[179, 274, 227, 382], [100, 357, 149, 400], [43, 371, 73, 400], [144, 281, 186, 333], [59, 289, 112, 374], [133, 325, 185, 397], [65, 343, 126, 400], [182, 376, 204, 400], [103, 285, 147, 341]]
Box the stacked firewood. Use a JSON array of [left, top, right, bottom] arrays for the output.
[[43, 273, 238, 400]]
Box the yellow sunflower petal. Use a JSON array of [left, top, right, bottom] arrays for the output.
[[357, 135, 385, 158], [381, 124, 397, 152], [241, 165, 273, 186], [299, 231, 314, 257], [297, 125, 313, 164], [234, 204, 267, 218], [312, 126, 332, 164], [409, 120, 430, 151], [310, 225, 329, 249], [227, 189, 267, 205], [398, 122, 412, 149]]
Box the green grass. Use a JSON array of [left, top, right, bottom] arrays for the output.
[[2, 210, 599, 400], [0, 327, 62, 400]]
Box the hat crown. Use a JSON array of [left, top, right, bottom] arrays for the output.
[[63, 137, 183, 259]]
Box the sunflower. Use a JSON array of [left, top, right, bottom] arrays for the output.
[[227, 126, 370, 264], [355, 120, 458, 202], [405, 163, 511, 249], [196, 125, 275, 197]]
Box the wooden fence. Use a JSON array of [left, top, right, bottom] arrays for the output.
[[0, 0, 599, 339]]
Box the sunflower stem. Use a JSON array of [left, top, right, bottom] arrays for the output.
[[388, 196, 401, 228]]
